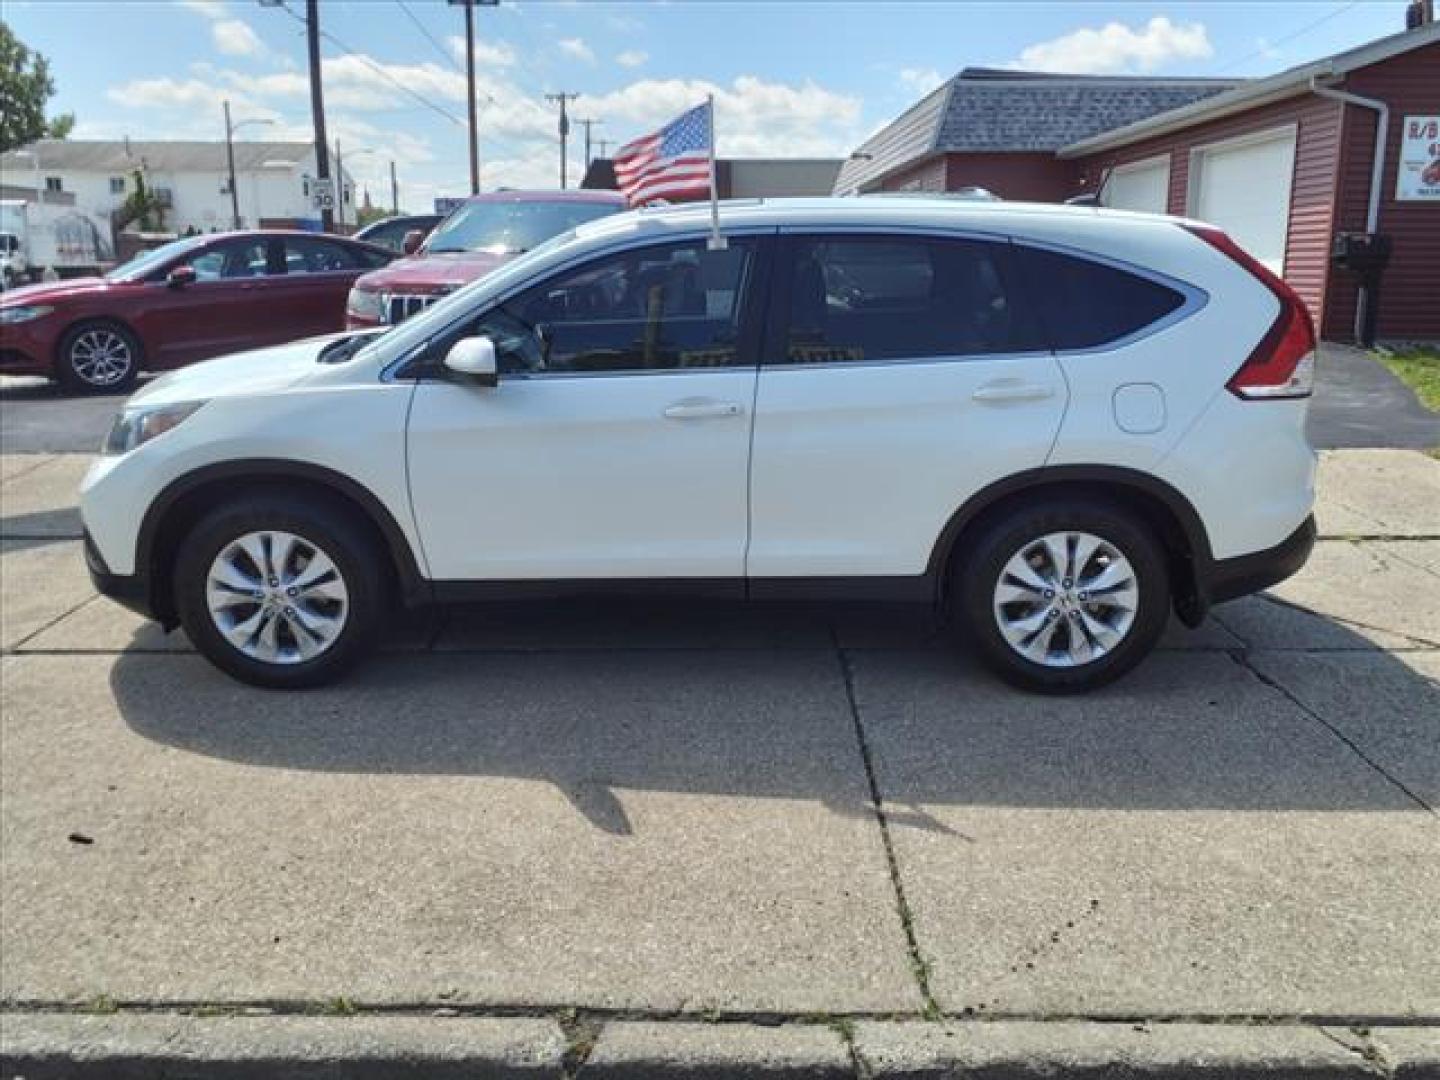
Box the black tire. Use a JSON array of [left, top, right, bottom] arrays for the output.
[[55, 320, 142, 394], [173, 494, 386, 689], [950, 497, 1171, 694]]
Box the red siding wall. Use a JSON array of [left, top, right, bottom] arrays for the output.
[[883, 155, 949, 193], [943, 153, 1079, 202], [1070, 94, 1343, 331], [1325, 41, 1440, 342]]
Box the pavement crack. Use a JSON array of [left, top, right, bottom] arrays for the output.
[[830, 628, 942, 1020], [2, 592, 101, 654], [1228, 649, 1436, 816], [1255, 593, 1440, 650], [558, 1009, 602, 1078], [1319, 1025, 1394, 1077]]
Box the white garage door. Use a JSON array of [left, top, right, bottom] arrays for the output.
[[1102, 156, 1170, 214], [1191, 128, 1297, 275]]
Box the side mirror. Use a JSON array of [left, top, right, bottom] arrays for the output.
[[166, 265, 197, 289], [401, 229, 426, 256], [443, 336, 497, 387]]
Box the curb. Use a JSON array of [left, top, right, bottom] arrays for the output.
[[3, 1013, 1438, 1079]]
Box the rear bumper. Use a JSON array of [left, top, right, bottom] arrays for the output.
[[1205, 515, 1316, 605], [84, 529, 155, 621]]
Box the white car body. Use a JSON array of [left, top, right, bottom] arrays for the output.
[[80, 197, 1317, 690]]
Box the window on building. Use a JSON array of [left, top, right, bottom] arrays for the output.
[[109, 177, 126, 195], [44, 177, 63, 193], [781, 235, 1030, 363]]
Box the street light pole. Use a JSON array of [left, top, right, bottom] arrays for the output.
[[390, 160, 399, 214], [224, 102, 274, 229]]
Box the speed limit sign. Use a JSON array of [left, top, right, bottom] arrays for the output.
[[305, 175, 336, 211]]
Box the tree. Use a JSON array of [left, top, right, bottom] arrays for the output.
[[0, 21, 76, 153], [113, 170, 165, 233]]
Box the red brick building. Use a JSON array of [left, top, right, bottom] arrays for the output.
[[838, 21, 1440, 343]]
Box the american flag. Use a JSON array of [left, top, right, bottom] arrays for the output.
[[614, 101, 714, 207]]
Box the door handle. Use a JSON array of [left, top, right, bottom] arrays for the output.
[[663, 399, 744, 420], [972, 381, 1056, 403]]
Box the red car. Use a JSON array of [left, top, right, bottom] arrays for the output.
[[345, 189, 626, 329], [0, 230, 392, 393]]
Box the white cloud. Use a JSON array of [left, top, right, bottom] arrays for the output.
[[558, 38, 595, 63], [446, 34, 517, 68], [213, 19, 264, 57], [179, 0, 225, 19], [1014, 16, 1213, 75], [898, 67, 943, 96], [579, 75, 862, 158], [616, 50, 648, 69]]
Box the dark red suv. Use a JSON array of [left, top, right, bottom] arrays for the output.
[[0, 230, 391, 393], [345, 190, 625, 329]]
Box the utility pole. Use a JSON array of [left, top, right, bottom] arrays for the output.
[[576, 118, 602, 168], [305, 0, 334, 232], [390, 159, 399, 214], [448, 0, 497, 193], [595, 139, 611, 160], [545, 92, 579, 188], [224, 101, 240, 230]]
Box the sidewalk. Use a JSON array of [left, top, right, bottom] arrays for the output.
[[2, 450, 1437, 1077]]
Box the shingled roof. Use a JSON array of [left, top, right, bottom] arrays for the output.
[[835, 68, 1242, 194], [1, 139, 314, 175]]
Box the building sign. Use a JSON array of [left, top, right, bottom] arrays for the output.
[[1396, 115, 1440, 201], [434, 197, 465, 215]]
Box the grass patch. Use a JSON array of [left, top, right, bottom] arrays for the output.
[[1372, 346, 1440, 413]]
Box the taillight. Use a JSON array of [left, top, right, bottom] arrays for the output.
[[1184, 223, 1316, 400]]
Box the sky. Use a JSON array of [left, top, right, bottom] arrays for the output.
[[3, 0, 1405, 214]]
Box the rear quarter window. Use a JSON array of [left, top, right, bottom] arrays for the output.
[[1013, 245, 1186, 350]]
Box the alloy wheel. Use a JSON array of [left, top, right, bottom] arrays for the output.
[[205, 530, 350, 665], [69, 329, 134, 387], [992, 530, 1140, 668]]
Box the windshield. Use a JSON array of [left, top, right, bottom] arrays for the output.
[[354, 224, 591, 367], [105, 236, 207, 282], [424, 200, 620, 256]]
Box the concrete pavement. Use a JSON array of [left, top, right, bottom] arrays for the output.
[[2, 448, 1437, 1076]]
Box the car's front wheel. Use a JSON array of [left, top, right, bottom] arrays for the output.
[[952, 498, 1171, 693], [56, 321, 142, 394], [174, 495, 386, 688]]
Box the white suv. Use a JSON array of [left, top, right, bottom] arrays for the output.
[[80, 198, 1317, 692]]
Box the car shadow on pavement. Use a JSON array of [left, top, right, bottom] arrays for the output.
[[107, 597, 1439, 832]]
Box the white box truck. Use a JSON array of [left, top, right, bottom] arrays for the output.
[[0, 200, 115, 287]]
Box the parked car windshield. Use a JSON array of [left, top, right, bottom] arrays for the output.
[[104, 236, 207, 282], [424, 200, 620, 256]]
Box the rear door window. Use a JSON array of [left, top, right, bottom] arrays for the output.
[[1012, 245, 1186, 350], [282, 236, 365, 275], [777, 235, 1031, 364]]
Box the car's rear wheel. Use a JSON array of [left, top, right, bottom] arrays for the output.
[[174, 495, 385, 688], [952, 498, 1170, 693], [56, 321, 141, 394]]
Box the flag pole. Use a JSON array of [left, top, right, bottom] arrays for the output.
[[706, 95, 726, 251]]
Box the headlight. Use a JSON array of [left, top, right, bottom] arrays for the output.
[[0, 305, 54, 324], [103, 401, 207, 456], [346, 287, 383, 321]]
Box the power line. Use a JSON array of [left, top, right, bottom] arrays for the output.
[[1212, 1, 1362, 74], [265, 0, 467, 128], [395, 0, 463, 73]]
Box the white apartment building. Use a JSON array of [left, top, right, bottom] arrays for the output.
[[0, 139, 357, 235]]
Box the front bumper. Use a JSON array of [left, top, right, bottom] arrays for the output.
[[0, 319, 50, 375], [84, 528, 156, 621], [1206, 515, 1317, 605]]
